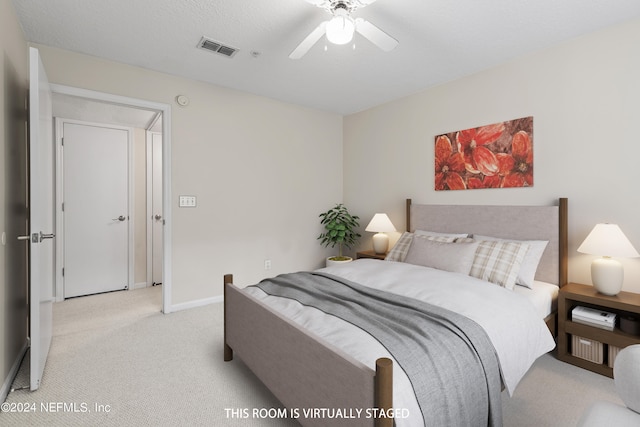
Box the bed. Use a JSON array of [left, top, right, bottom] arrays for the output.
[[224, 198, 568, 427]]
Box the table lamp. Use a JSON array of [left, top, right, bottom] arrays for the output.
[[365, 213, 396, 254], [577, 223, 640, 295]]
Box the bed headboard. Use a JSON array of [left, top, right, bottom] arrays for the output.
[[406, 198, 568, 286]]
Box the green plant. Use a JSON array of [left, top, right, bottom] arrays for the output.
[[318, 203, 361, 260]]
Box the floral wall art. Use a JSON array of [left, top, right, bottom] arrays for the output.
[[435, 116, 533, 191]]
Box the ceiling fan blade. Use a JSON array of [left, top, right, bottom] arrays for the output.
[[289, 21, 327, 59], [355, 0, 378, 6], [355, 18, 398, 52]]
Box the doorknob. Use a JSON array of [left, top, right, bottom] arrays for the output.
[[17, 232, 55, 243], [112, 215, 126, 222], [154, 214, 162, 220]]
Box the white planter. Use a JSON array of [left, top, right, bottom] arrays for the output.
[[326, 256, 353, 268]]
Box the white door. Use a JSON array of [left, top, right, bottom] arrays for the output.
[[151, 133, 163, 285], [28, 47, 55, 391], [63, 122, 129, 298]]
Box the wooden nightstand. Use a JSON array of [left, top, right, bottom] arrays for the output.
[[557, 282, 640, 377], [356, 250, 387, 260]]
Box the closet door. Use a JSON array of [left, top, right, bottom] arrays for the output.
[[63, 121, 129, 298]]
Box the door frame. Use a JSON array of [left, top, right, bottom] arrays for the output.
[[145, 130, 162, 287], [50, 84, 173, 313], [55, 118, 135, 298]]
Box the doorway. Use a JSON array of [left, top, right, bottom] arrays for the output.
[[50, 84, 172, 313], [60, 120, 131, 298]]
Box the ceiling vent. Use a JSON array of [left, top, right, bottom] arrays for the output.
[[197, 37, 239, 58]]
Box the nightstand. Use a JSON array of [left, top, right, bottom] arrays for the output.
[[557, 282, 640, 377], [356, 250, 387, 260]]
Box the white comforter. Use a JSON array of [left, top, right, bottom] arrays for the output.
[[246, 259, 556, 426]]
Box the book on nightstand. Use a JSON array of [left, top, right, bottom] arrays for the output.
[[572, 306, 616, 331]]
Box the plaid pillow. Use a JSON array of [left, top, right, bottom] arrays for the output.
[[473, 235, 548, 289], [385, 232, 414, 262], [469, 241, 530, 290], [385, 233, 457, 262]]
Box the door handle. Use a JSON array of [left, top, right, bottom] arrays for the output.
[[112, 215, 126, 222], [17, 232, 55, 243], [154, 214, 162, 220]]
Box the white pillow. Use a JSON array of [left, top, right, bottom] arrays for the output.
[[473, 235, 548, 289], [404, 236, 479, 275]]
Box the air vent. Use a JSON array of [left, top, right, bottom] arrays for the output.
[[197, 37, 238, 58]]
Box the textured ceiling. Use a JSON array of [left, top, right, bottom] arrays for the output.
[[13, 0, 640, 115]]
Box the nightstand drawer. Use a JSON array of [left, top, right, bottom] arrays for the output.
[[608, 345, 622, 368], [572, 335, 603, 364]]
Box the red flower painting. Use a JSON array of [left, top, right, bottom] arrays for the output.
[[435, 135, 466, 190], [434, 117, 533, 191]]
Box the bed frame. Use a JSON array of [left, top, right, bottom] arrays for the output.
[[224, 198, 568, 427]]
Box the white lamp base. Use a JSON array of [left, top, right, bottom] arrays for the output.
[[591, 257, 624, 296], [372, 233, 389, 254]]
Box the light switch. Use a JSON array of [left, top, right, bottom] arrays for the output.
[[179, 195, 197, 207]]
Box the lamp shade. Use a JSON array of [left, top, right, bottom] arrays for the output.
[[365, 214, 396, 233], [577, 224, 640, 258]]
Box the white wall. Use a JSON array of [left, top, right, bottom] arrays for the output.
[[344, 18, 640, 293], [35, 45, 343, 305]]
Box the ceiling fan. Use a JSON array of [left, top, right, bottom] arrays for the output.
[[290, 0, 398, 59]]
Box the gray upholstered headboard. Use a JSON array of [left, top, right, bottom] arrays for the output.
[[407, 198, 568, 286]]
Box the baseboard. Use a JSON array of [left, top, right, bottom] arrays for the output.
[[132, 281, 149, 290], [168, 295, 223, 313], [1, 339, 28, 402]]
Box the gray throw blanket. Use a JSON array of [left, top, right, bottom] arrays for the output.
[[254, 271, 502, 427]]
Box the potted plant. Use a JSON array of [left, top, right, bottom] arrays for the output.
[[318, 203, 361, 266]]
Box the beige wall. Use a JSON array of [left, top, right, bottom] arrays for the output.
[[344, 18, 640, 293], [34, 45, 344, 305], [1, 0, 29, 397]]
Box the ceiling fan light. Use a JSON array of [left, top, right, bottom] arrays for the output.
[[326, 15, 355, 45]]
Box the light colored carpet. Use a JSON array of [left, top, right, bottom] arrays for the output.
[[2, 286, 624, 426]]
